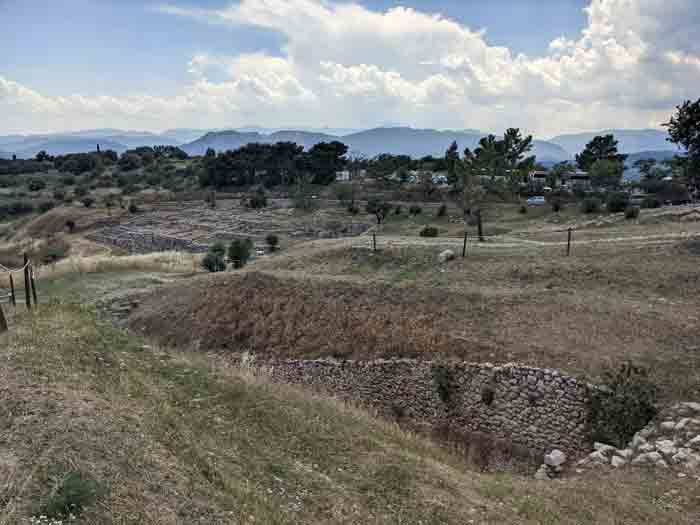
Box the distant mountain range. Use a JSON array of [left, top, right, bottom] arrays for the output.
[[0, 127, 686, 170], [549, 129, 679, 156], [181, 127, 572, 164]]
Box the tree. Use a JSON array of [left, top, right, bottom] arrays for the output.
[[28, 178, 46, 192], [202, 242, 227, 273], [445, 141, 460, 184], [576, 135, 627, 171], [633, 158, 657, 179], [81, 196, 95, 208], [307, 141, 348, 184], [366, 196, 391, 225], [666, 98, 700, 192], [501, 128, 535, 187], [228, 239, 254, 269], [35, 150, 51, 162], [118, 153, 142, 172], [589, 159, 624, 189]]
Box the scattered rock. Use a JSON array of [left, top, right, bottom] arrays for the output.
[[611, 455, 627, 468], [438, 249, 455, 263], [534, 464, 551, 481], [544, 449, 567, 467]]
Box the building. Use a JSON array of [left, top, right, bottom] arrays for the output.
[[561, 170, 592, 191]]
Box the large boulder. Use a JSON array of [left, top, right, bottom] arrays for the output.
[[544, 449, 567, 468], [438, 249, 455, 264]]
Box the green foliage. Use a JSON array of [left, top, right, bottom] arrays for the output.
[[590, 159, 625, 189], [0, 200, 34, 220], [43, 242, 68, 263], [606, 192, 630, 213], [576, 134, 627, 171], [552, 201, 562, 213], [53, 189, 66, 201], [202, 242, 227, 273], [265, 234, 279, 252], [366, 196, 391, 225], [248, 189, 268, 209], [624, 206, 640, 219], [42, 471, 101, 519], [74, 186, 88, 198], [228, 238, 254, 269], [394, 204, 403, 215], [347, 204, 359, 215], [81, 196, 95, 208], [128, 202, 140, 214], [38, 200, 56, 213], [420, 226, 439, 238], [436, 204, 447, 217], [518, 204, 527, 214], [409, 204, 422, 215], [333, 183, 353, 205], [590, 362, 658, 448], [432, 364, 454, 404], [117, 153, 142, 172], [580, 197, 602, 214], [642, 195, 660, 209], [28, 178, 46, 192], [60, 174, 76, 186]]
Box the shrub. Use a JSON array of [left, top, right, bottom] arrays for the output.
[[420, 226, 439, 237], [409, 204, 422, 215], [53, 190, 65, 201], [552, 201, 562, 213], [394, 204, 403, 215], [436, 204, 447, 217], [366, 196, 391, 225], [74, 186, 88, 198], [38, 200, 56, 213], [43, 243, 67, 264], [42, 471, 101, 520], [65, 220, 76, 233], [580, 197, 602, 214], [81, 196, 95, 208], [347, 204, 359, 215], [518, 204, 527, 214], [432, 364, 454, 404], [590, 362, 658, 448], [60, 174, 76, 186], [624, 206, 640, 220], [28, 178, 46, 192], [642, 196, 660, 209], [248, 189, 268, 209], [202, 242, 227, 273], [265, 234, 279, 252], [128, 202, 140, 214], [607, 192, 630, 213], [228, 238, 254, 269]]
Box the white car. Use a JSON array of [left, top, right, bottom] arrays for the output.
[[527, 196, 546, 206]]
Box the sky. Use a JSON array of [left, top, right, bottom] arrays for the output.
[[1, 0, 699, 138]]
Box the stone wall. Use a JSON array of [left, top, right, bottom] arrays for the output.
[[260, 358, 593, 457], [86, 226, 209, 254]]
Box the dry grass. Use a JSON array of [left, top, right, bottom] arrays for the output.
[[1, 303, 699, 524]]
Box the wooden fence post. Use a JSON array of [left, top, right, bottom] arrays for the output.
[[372, 232, 377, 252], [567, 228, 572, 257], [0, 304, 7, 333], [9, 274, 16, 307], [23, 253, 31, 310], [462, 231, 468, 258], [30, 265, 38, 306], [477, 210, 484, 242]]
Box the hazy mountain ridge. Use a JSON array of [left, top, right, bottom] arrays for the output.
[[549, 129, 678, 156]]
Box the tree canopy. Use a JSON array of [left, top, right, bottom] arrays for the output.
[[575, 135, 627, 171]]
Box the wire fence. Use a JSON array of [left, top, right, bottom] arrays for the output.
[[0, 253, 39, 332]]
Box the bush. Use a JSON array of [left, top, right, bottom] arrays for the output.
[[228, 238, 254, 269], [432, 364, 454, 404], [38, 200, 56, 213], [60, 174, 76, 186], [65, 220, 76, 233], [74, 186, 88, 198], [420, 226, 439, 237], [53, 190, 66, 201], [347, 204, 359, 215], [607, 192, 630, 213], [409, 204, 422, 215], [642, 196, 660, 209], [552, 201, 562, 213], [81, 196, 95, 208], [394, 204, 403, 215], [366, 196, 391, 224], [590, 362, 658, 448], [248, 190, 268, 209], [0, 200, 34, 220], [42, 471, 101, 520], [624, 206, 640, 220], [518, 204, 527, 214], [28, 178, 46, 192], [265, 234, 279, 252], [43, 242, 68, 263], [202, 242, 227, 273], [436, 204, 447, 217], [580, 197, 602, 214]]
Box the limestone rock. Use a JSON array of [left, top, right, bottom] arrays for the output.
[[534, 465, 551, 480], [660, 421, 677, 432], [611, 455, 627, 468], [438, 249, 455, 263], [686, 435, 700, 451], [656, 440, 678, 457], [544, 449, 567, 467]]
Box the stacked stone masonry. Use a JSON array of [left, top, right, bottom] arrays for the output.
[[261, 358, 593, 457]]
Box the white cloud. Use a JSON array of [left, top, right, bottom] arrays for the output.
[[3, 0, 700, 136]]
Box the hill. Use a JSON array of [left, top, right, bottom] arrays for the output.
[[14, 137, 128, 158], [0, 285, 696, 523], [550, 129, 678, 156], [624, 150, 681, 181], [182, 127, 572, 163]]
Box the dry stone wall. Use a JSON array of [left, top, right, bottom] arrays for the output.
[[86, 226, 209, 254], [261, 358, 593, 457]]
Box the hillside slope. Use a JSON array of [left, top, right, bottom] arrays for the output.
[[1, 300, 698, 523]]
